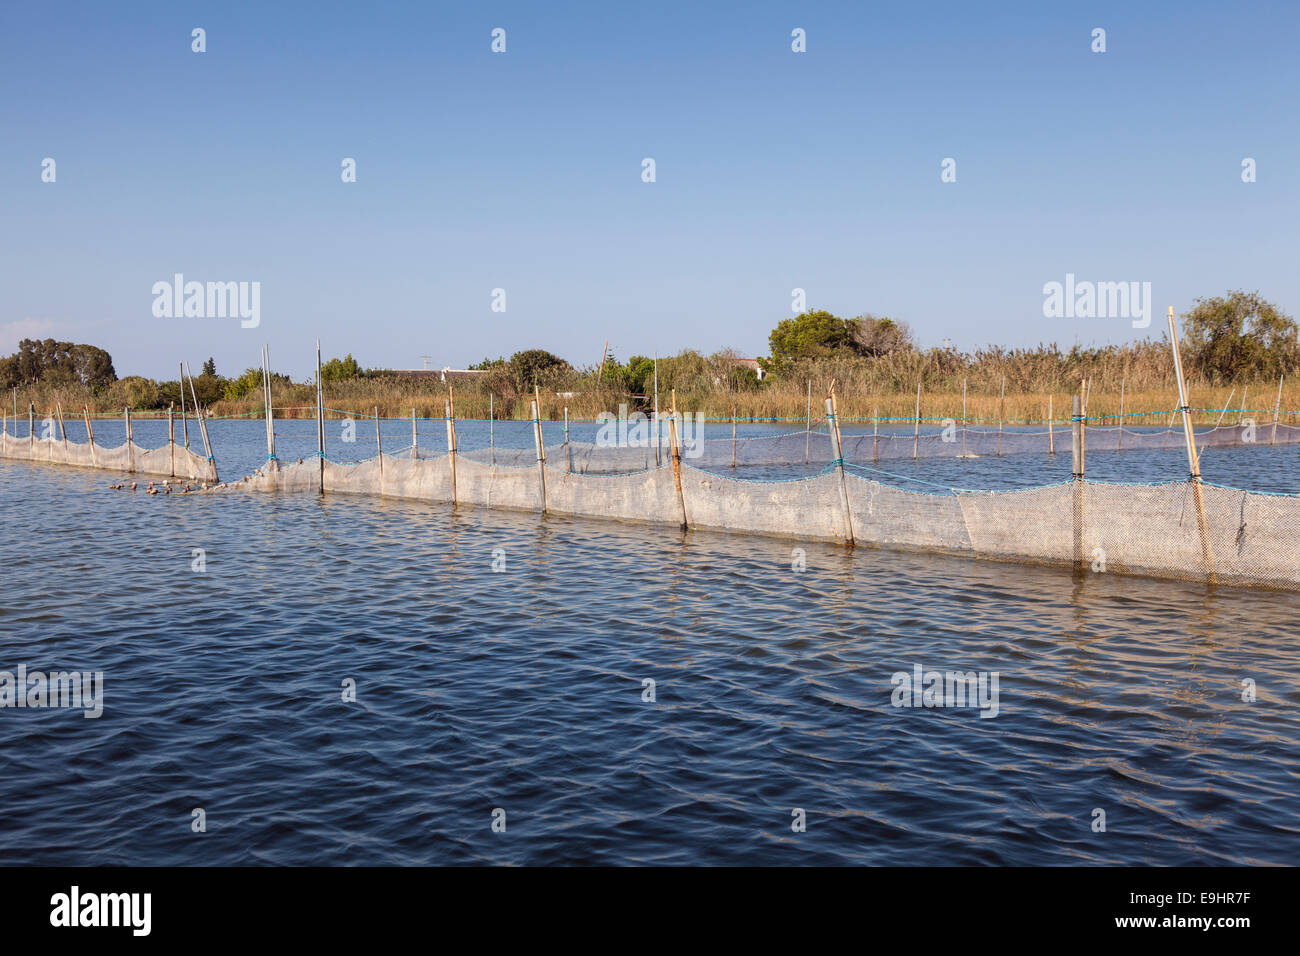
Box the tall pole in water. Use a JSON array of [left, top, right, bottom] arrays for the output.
[[178, 361, 190, 449], [316, 341, 325, 495], [826, 386, 854, 546], [1117, 375, 1125, 451], [653, 355, 660, 467], [531, 385, 547, 515], [1071, 394, 1084, 570], [804, 379, 812, 464], [913, 381, 921, 461], [185, 362, 216, 482], [446, 388, 458, 503], [668, 388, 687, 531], [1271, 375, 1284, 445], [1167, 306, 1216, 582], [1047, 395, 1054, 456]]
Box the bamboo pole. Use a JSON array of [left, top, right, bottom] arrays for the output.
[[826, 388, 854, 546], [653, 356, 660, 468], [1072, 394, 1084, 571], [997, 375, 1004, 456], [28, 403, 34, 454], [168, 402, 175, 476], [376, 406, 384, 481], [1271, 375, 1284, 445], [185, 362, 216, 482], [1237, 387, 1248, 426], [912, 381, 921, 461], [531, 386, 547, 515], [872, 405, 879, 462], [178, 361, 190, 449], [263, 345, 276, 466], [488, 394, 494, 465], [412, 407, 418, 459], [667, 388, 687, 531], [1117, 376, 1125, 451], [83, 406, 97, 467], [730, 406, 737, 469], [563, 405, 572, 473], [125, 407, 134, 472], [1167, 307, 1215, 582], [1080, 380, 1087, 473], [446, 396, 459, 504], [961, 378, 968, 458], [1048, 395, 1055, 456], [1214, 390, 1235, 428], [804, 379, 812, 464], [316, 343, 325, 495]]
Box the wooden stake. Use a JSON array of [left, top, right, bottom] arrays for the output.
[[56, 403, 67, 459], [173, 362, 187, 449], [826, 389, 855, 546], [412, 407, 418, 459], [1048, 395, 1055, 456], [376, 406, 384, 481], [872, 405, 879, 462], [1072, 394, 1084, 571], [961, 378, 968, 459], [315, 343, 325, 494], [1117, 376, 1125, 451], [1214, 389, 1235, 428], [1167, 306, 1216, 582], [563, 405, 573, 473], [1237, 387, 1248, 426], [997, 376, 1005, 456], [28, 403, 34, 454], [263, 345, 276, 467], [667, 388, 687, 531], [730, 406, 737, 469], [168, 402, 175, 476], [83, 406, 97, 467], [185, 362, 217, 482], [446, 397, 459, 504], [531, 388, 547, 515], [804, 379, 812, 464], [912, 381, 921, 461], [652, 356, 660, 468], [1271, 375, 1284, 445], [125, 407, 134, 473]]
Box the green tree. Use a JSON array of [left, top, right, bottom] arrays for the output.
[[767, 311, 852, 369], [507, 349, 570, 392], [202, 357, 217, 377], [320, 354, 364, 383], [1182, 291, 1300, 382]]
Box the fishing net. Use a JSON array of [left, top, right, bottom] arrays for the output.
[[0, 428, 217, 481]]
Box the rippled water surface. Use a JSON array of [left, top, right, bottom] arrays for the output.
[[0, 423, 1297, 865]]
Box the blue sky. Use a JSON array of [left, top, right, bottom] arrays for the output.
[[2, 0, 1297, 380]]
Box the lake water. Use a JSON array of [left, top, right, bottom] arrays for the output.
[[0, 419, 1296, 864]]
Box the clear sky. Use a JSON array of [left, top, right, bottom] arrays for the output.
[[2, 0, 1297, 380]]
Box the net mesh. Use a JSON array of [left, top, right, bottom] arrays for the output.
[[454, 421, 1300, 473], [228, 438, 1300, 591], [0, 428, 217, 481], [8, 418, 1299, 591]]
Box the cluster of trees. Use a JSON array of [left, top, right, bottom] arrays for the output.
[[0, 339, 116, 388], [3, 291, 1294, 412]]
